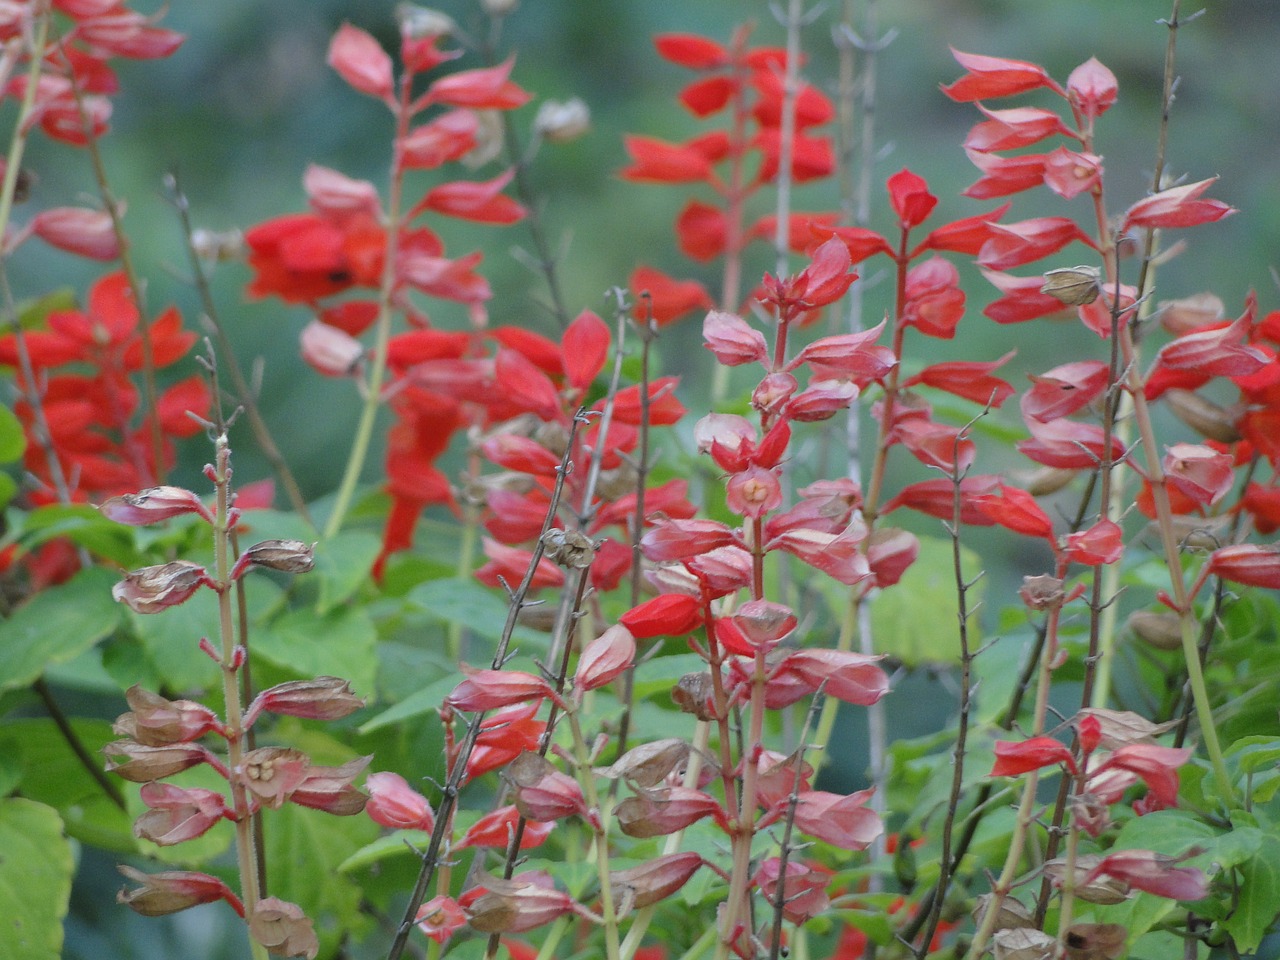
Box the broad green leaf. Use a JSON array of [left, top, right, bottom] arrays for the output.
[[0, 472, 16, 510], [0, 567, 121, 694], [1226, 735, 1280, 774], [263, 802, 378, 959], [868, 535, 984, 667], [254, 604, 378, 696], [358, 674, 456, 735], [1224, 834, 1280, 952], [406, 578, 548, 651], [132, 578, 285, 693], [312, 530, 380, 614], [0, 718, 135, 852], [1111, 808, 1222, 859], [0, 798, 73, 960], [0, 403, 24, 463], [337, 831, 428, 873], [10, 504, 137, 566]]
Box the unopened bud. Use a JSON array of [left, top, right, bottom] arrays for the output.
[[507, 752, 590, 823], [574, 624, 636, 691], [248, 676, 363, 723], [465, 871, 579, 934], [113, 561, 209, 614], [249, 897, 320, 960], [117, 866, 236, 917], [100, 486, 210, 525], [1127, 610, 1183, 651], [534, 97, 589, 143], [610, 852, 703, 913], [238, 539, 317, 576], [104, 740, 210, 782], [115, 685, 221, 745], [1162, 388, 1241, 444], [1041, 266, 1101, 306]]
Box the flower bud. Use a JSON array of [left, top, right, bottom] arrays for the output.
[[117, 865, 238, 917], [249, 897, 320, 960], [365, 771, 435, 831], [703, 310, 767, 367], [134, 782, 228, 846], [615, 786, 722, 838], [464, 871, 579, 934], [533, 97, 589, 143], [100, 486, 211, 525], [240, 747, 311, 809], [1040, 265, 1101, 306], [506, 752, 591, 823], [113, 561, 209, 614], [784, 379, 860, 422], [247, 677, 363, 725], [610, 852, 703, 913], [601, 738, 691, 788], [238, 539, 316, 575], [104, 740, 211, 782], [574, 625, 636, 692], [289, 756, 371, 816], [114, 685, 222, 745]]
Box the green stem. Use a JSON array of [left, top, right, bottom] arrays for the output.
[[323, 81, 413, 540], [567, 708, 621, 960]]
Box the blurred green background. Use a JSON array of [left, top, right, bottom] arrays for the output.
[[16, 0, 1274, 956]]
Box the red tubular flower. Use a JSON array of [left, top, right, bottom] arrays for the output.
[[981, 268, 1069, 325], [903, 352, 1016, 407], [1065, 518, 1124, 566], [327, 23, 394, 101], [767, 527, 871, 586], [990, 736, 1077, 777], [100, 486, 211, 525], [641, 518, 737, 563], [446, 667, 555, 712], [561, 310, 610, 390], [882, 475, 1002, 525], [619, 594, 704, 639], [1017, 416, 1124, 470], [942, 49, 1065, 102], [1042, 146, 1103, 200], [1086, 850, 1208, 901], [1091, 743, 1192, 807], [400, 110, 479, 169], [416, 896, 467, 946], [972, 483, 1056, 541], [456, 805, 553, 850], [753, 859, 830, 924], [1153, 315, 1268, 379], [1207, 544, 1280, 589], [886, 168, 938, 229], [675, 199, 727, 260], [916, 202, 1011, 255], [117, 866, 241, 919], [1122, 177, 1235, 231]]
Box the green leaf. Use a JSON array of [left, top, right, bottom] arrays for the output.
[[868, 535, 984, 667], [337, 830, 429, 873], [0, 718, 136, 852], [0, 567, 121, 694], [1224, 834, 1280, 952], [358, 674, 456, 735], [406, 578, 547, 650], [312, 530, 380, 614], [254, 604, 378, 696], [0, 403, 24, 463], [0, 798, 73, 960], [0, 472, 16, 510], [263, 803, 378, 959], [10, 504, 137, 567]]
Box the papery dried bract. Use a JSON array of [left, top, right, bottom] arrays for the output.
[[115, 685, 221, 745], [100, 486, 210, 525], [117, 866, 239, 918], [574, 625, 636, 691], [104, 740, 210, 782], [1123, 178, 1235, 231], [134, 782, 228, 846], [112, 561, 208, 613], [609, 852, 703, 913], [448, 666, 553, 712], [249, 897, 320, 960]]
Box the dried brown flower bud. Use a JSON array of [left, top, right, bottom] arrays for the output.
[[250, 897, 320, 960], [540, 528, 595, 569], [601, 738, 691, 787], [1162, 388, 1242, 444], [615, 786, 721, 838], [112, 561, 209, 614], [115, 685, 221, 745], [1064, 923, 1128, 960], [994, 928, 1057, 960], [1019, 574, 1066, 611], [1024, 467, 1079, 497], [117, 865, 235, 917], [1127, 610, 1183, 651], [104, 740, 210, 782], [248, 677, 364, 723], [1041, 266, 1102, 306], [671, 672, 717, 721]]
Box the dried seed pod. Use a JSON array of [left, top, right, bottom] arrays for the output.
[[1127, 610, 1182, 651], [601, 738, 691, 787], [972, 893, 1035, 932], [540, 528, 595, 569], [1064, 923, 1128, 960], [670, 672, 717, 721], [1041, 265, 1102, 306], [1162, 388, 1242, 444], [994, 928, 1057, 960], [241, 539, 317, 574]]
